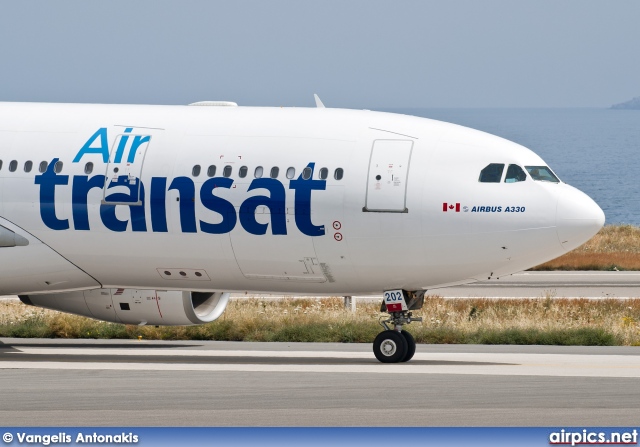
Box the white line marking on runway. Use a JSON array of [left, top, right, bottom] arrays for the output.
[[12, 348, 372, 358], [0, 360, 638, 378], [4, 348, 640, 378]]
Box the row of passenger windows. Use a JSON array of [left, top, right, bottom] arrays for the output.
[[0, 159, 65, 174], [0, 159, 345, 182], [479, 163, 559, 183], [192, 164, 344, 181]]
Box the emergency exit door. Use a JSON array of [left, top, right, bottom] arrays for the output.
[[103, 128, 156, 205], [364, 140, 413, 212]]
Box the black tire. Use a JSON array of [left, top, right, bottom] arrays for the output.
[[373, 330, 408, 363], [400, 330, 416, 362]]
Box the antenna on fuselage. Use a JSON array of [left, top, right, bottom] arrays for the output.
[[314, 94, 325, 108]]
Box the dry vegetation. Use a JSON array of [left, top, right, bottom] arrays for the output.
[[3, 295, 640, 345], [533, 224, 640, 270]]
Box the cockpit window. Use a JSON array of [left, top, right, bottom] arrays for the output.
[[505, 164, 527, 183], [525, 166, 560, 183], [479, 163, 504, 183]]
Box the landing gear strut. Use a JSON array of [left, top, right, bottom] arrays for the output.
[[373, 290, 424, 363]]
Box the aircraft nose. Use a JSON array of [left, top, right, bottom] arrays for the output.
[[556, 185, 605, 251]]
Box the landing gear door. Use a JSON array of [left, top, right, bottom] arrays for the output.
[[102, 127, 156, 206], [364, 140, 413, 212]]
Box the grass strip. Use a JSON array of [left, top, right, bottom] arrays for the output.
[[2, 296, 638, 345]]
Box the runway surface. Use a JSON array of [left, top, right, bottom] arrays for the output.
[[431, 271, 640, 299], [1, 338, 639, 426]]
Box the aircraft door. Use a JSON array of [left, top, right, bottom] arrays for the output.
[[364, 140, 413, 212], [103, 127, 159, 205]]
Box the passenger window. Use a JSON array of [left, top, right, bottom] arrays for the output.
[[207, 165, 216, 177], [479, 163, 504, 183], [84, 162, 93, 175], [525, 166, 560, 183], [192, 165, 201, 177], [9, 160, 17, 172], [286, 167, 295, 179], [302, 167, 312, 180], [254, 166, 263, 178], [223, 165, 232, 178], [239, 166, 248, 178], [39, 161, 48, 173], [24, 161, 33, 173], [54, 161, 63, 173], [319, 167, 328, 180], [270, 167, 279, 178], [504, 164, 526, 183], [334, 168, 344, 180]]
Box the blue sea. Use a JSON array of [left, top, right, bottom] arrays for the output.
[[383, 108, 640, 226]]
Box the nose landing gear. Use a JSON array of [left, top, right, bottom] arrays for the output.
[[373, 290, 424, 363]]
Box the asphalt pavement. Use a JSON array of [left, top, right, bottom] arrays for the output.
[[431, 271, 640, 299], [0, 339, 639, 426]]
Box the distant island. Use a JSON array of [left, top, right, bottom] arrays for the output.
[[611, 96, 640, 110]]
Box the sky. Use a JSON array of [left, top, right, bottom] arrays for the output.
[[0, 0, 638, 108]]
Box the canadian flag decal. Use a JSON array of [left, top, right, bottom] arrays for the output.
[[443, 202, 461, 212]]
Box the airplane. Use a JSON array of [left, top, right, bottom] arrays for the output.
[[0, 98, 604, 363]]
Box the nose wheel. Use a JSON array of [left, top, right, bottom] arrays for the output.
[[400, 329, 416, 362], [373, 330, 407, 363], [373, 290, 423, 363], [373, 329, 416, 363]]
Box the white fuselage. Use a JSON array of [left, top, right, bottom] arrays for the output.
[[0, 102, 604, 296]]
